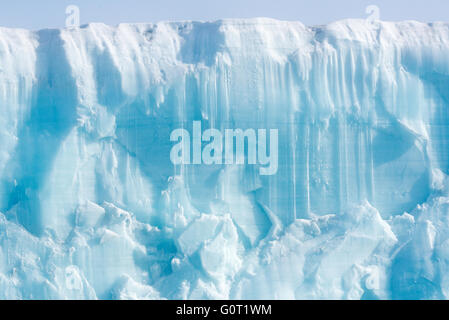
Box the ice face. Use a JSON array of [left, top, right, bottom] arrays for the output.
[[0, 18, 449, 299]]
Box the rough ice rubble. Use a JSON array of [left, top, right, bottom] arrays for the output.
[[0, 18, 448, 299]]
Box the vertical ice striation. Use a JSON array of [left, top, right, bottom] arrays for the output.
[[0, 18, 449, 299]]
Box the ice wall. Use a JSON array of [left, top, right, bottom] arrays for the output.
[[0, 18, 449, 299]]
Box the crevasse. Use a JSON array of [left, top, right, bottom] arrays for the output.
[[0, 18, 449, 299]]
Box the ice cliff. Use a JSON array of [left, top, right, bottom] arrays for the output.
[[0, 18, 449, 299]]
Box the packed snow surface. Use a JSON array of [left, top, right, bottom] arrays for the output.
[[0, 18, 449, 299]]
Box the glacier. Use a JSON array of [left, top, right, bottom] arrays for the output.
[[0, 18, 449, 299]]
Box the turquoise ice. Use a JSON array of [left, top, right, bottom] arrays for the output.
[[0, 18, 449, 299]]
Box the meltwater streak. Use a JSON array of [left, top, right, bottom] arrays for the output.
[[0, 18, 448, 299]]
